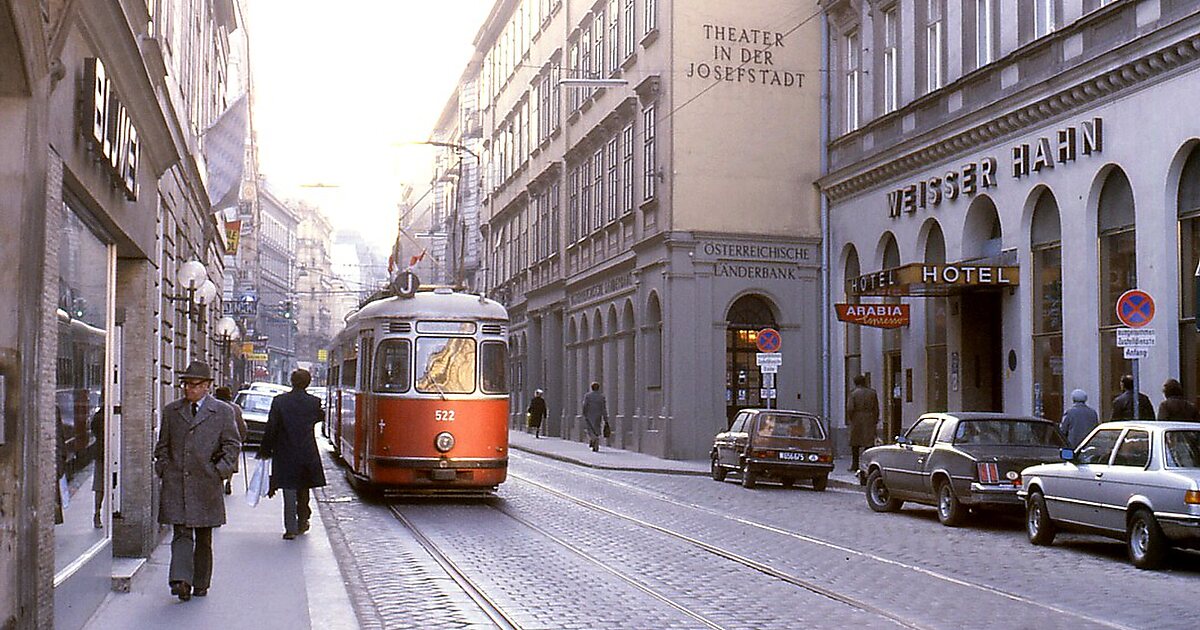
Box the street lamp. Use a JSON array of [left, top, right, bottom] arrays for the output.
[[214, 315, 240, 385], [170, 260, 216, 361]]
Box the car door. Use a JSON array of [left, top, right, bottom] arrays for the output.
[[1051, 428, 1122, 526], [720, 412, 750, 468], [889, 417, 941, 497], [1094, 428, 1151, 533]]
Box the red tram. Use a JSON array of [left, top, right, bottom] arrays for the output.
[[326, 287, 510, 493]]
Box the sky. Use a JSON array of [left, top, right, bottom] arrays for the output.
[[246, 0, 494, 253]]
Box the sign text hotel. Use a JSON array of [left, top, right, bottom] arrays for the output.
[[886, 117, 1103, 218]]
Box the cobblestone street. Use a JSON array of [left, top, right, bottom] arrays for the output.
[[317, 443, 1200, 630]]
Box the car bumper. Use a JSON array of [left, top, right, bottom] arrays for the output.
[[1158, 513, 1200, 544], [964, 483, 1024, 507], [744, 459, 834, 478], [243, 421, 266, 445]]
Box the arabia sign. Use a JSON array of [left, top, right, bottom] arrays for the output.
[[835, 304, 910, 329]]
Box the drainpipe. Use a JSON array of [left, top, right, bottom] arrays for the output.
[[819, 13, 833, 441]]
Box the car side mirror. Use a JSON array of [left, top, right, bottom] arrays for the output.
[[895, 435, 909, 447], [1059, 448, 1075, 462]]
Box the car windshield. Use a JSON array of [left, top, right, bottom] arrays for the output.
[[236, 393, 274, 414], [755, 413, 824, 439], [1164, 431, 1200, 468], [953, 420, 1065, 447]]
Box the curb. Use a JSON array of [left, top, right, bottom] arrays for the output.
[[510, 442, 863, 491]]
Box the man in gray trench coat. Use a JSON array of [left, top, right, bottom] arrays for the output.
[[582, 382, 608, 452], [155, 361, 242, 601]]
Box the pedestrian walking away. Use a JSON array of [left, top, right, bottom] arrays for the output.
[[846, 374, 880, 472], [258, 368, 327, 540], [582, 382, 608, 452], [214, 385, 249, 495], [1158, 378, 1200, 422], [154, 361, 242, 601], [1111, 374, 1156, 421], [527, 388, 548, 438], [1060, 389, 1100, 448]]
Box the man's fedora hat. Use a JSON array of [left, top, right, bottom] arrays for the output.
[[178, 361, 214, 382]]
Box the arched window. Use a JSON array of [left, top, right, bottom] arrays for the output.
[[1031, 189, 1063, 420], [924, 222, 948, 410], [725, 294, 778, 423], [645, 294, 663, 388], [1178, 147, 1200, 410], [1098, 168, 1137, 418]]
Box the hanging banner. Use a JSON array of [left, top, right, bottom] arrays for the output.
[[835, 303, 910, 329], [224, 220, 242, 255]]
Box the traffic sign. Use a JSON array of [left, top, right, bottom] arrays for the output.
[[245, 352, 269, 361], [762, 373, 776, 387], [1116, 290, 1155, 328], [760, 388, 777, 399], [1123, 347, 1150, 360], [1116, 328, 1156, 348], [756, 352, 783, 367], [759, 364, 779, 374], [756, 328, 782, 353]]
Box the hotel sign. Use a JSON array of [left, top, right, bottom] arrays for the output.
[[835, 304, 911, 329], [848, 263, 1019, 297], [81, 58, 140, 201], [886, 117, 1103, 218]]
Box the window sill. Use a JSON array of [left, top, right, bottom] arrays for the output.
[[640, 28, 659, 48], [621, 52, 638, 71]]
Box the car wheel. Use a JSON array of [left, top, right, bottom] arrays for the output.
[[1127, 509, 1168, 569], [936, 480, 965, 527], [811, 475, 828, 492], [741, 463, 757, 489], [710, 456, 727, 482], [1026, 491, 1056, 546], [865, 469, 901, 512]]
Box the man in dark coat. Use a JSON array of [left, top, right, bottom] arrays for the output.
[[1158, 378, 1200, 421], [155, 361, 242, 601], [213, 386, 248, 495], [581, 382, 608, 452], [847, 375, 880, 472], [259, 369, 326, 540], [527, 389, 547, 438], [1111, 374, 1155, 420]]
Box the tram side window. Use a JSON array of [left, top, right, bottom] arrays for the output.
[[342, 358, 357, 388], [415, 337, 476, 394], [374, 340, 411, 393], [480, 341, 508, 394]]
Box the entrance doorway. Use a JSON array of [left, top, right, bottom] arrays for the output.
[[883, 352, 903, 440], [960, 292, 1003, 411], [725, 295, 777, 428]]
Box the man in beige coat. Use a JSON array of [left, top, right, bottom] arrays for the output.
[[155, 361, 241, 601]]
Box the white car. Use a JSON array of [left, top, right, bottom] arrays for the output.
[[233, 389, 279, 444]]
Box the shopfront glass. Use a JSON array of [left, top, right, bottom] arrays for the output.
[[1178, 147, 1200, 410], [1032, 191, 1063, 420], [924, 224, 947, 411], [1097, 169, 1137, 419], [55, 200, 112, 574]]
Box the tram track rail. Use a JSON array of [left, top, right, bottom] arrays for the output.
[[510, 454, 1138, 630]]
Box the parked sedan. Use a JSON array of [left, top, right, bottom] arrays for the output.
[[1020, 421, 1200, 569], [233, 389, 278, 445], [711, 409, 834, 490], [860, 412, 1066, 526]]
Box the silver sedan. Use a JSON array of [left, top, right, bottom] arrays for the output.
[[1019, 421, 1200, 569]]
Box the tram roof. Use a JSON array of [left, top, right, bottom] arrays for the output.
[[346, 289, 508, 324]]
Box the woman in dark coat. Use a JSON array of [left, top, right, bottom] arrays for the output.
[[847, 375, 880, 472], [258, 369, 326, 539], [527, 389, 547, 438]]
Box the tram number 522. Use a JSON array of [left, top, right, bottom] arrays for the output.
[[435, 410, 456, 422]]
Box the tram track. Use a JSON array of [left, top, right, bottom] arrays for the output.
[[510, 454, 1138, 630]]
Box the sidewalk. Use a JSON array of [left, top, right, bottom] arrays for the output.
[[507, 429, 863, 490], [84, 460, 357, 630]]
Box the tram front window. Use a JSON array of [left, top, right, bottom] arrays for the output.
[[415, 337, 477, 394], [374, 339, 411, 393], [480, 341, 508, 394]]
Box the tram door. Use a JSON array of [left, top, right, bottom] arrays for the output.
[[357, 331, 374, 472], [725, 295, 777, 429]]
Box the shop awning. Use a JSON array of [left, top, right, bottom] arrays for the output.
[[848, 263, 1019, 297]]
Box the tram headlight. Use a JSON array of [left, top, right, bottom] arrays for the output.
[[435, 431, 455, 453]]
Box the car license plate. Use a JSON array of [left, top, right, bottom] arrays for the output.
[[779, 452, 807, 461]]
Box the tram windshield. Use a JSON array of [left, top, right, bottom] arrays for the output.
[[480, 341, 507, 394], [415, 337, 477, 394], [374, 339, 411, 393]]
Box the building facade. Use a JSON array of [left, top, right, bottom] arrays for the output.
[[470, 0, 823, 459], [430, 65, 486, 291], [251, 186, 298, 384], [819, 1, 1200, 438], [0, 0, 242, 626], [295, 202, 336, 383]]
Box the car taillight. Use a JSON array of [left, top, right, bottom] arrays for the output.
[[1011, 475, 1022, 487], [977, 462, 1000, 483], [1186, 490, 1200, 505], [816, 453, 832, 463], [753, 450, 770, 458]]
